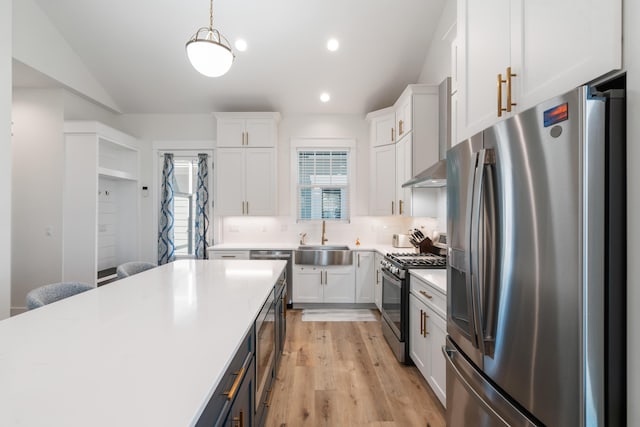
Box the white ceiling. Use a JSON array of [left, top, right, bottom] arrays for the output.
[[26, 0, 446, 115]]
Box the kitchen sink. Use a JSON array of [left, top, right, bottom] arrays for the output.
[[295, 245, 352, 265], [297, 245, 349, 250]]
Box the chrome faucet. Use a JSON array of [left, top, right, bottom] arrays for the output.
[[321, 220, 328, 245]]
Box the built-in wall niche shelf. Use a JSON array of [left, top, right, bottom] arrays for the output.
[[63, 121, 141, 286], [98, 167, 137, 181]]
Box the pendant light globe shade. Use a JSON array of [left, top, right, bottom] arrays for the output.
[[186, 28, 234, 77]]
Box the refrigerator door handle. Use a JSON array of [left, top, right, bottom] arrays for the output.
[[481, 158, 499, 355], [464, 151, 481, 349], [444, 339, 538, 427], [443, 343, 508, 425], [470, 149, 487, 354], [471, 149, 500, 357]]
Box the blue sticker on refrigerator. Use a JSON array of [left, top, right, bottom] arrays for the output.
[[543, 103, 569, 127]]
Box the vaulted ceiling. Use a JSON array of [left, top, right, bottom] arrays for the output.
[[26, 0, 446, 115]]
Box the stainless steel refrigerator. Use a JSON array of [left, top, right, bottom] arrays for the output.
[[444, 84, 626, 426]]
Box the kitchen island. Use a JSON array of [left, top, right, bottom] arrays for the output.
[[0, 259, 286, 427]]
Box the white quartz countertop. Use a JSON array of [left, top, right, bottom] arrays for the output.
[[209, 243, 409, 256], [409, 269, 447, 294], [0, 259, 286, 427]]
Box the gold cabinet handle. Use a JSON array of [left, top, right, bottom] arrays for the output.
[[376, 269, 380, 284], [357, 253, 361, 268], [391, 201, 394, 215], [399, 119, 404, 136], [497, 73, 506, 117], [423, 312, 429, 337], [420, 309, 424, 335], [391, 127, 395, 142], [246, 131, 249, 146], [399, 200, 404, 215], [419, 290, 433, 300], [265, 387, 274, 407], [246, 201, 249, 215], [506, 66, 517, 113], [242, 201, 245, 215], [224, 366, 245, 401]]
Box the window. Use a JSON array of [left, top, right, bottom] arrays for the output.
[[297, 150, 350, 221], [171, 158, 198, 257]]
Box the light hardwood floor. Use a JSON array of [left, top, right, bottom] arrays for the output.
[[265, 309, 446, 427]]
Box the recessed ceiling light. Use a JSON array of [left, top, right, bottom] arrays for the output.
[[320, 92, 331, 103], [327, 38, 339, 52], [235, 39, 247, 52]]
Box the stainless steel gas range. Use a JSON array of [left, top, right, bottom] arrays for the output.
[[380, 252, 446, 363]]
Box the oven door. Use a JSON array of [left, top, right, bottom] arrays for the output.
[[381, 268, 404, 340]]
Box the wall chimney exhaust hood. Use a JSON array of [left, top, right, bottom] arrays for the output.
[[402, 77, 451, 188]]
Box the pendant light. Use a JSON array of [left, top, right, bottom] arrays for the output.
[[186, 0, 234, 77]]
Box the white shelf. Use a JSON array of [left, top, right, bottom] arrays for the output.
[[98, 167, 137, 181]]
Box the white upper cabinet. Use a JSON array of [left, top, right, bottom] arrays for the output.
[[512, 0, 621, 111], [215, 112, 280, 147], [214, 113, 280, 216], [395, 135, 412, 217], [366, 85, 439, 217], [215, 148, 276, 216], [456, 0, 513, 141], [395, 92, 412, 140], [370, 109, 396, 147], [456, 0, 621, 142], [370, 143, 396, 216]]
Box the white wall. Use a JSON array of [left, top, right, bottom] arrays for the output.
[[625, 0, 640, 423], [417, 0, 456, 85], [12, 0, 120, 112], [0, 0, 11, 319], [11, 89, 65, 312]]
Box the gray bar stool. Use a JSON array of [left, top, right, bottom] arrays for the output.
[[116, 262, 157, 279], [26, 282, 93, 310]]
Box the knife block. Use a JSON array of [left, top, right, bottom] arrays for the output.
[[418, 237, 433, 254]]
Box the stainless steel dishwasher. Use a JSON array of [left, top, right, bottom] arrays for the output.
[[249, 250, 293, 307]]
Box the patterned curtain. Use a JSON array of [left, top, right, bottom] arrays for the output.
[[158, 153, 176, 264], [195, 153, 210, 259]]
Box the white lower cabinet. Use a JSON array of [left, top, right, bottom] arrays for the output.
[[293, 264, 355, 303], [409, 278, 447, 407], [354, 251, 375, 303], [374, 252, 383, 311]]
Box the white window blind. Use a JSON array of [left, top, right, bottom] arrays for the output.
[[297, 150, 350, 221]]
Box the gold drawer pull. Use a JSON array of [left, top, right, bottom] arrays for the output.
[[419, 290, 433, 299], [224, 366, 245, 401], [265, 387, 274, 407]]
